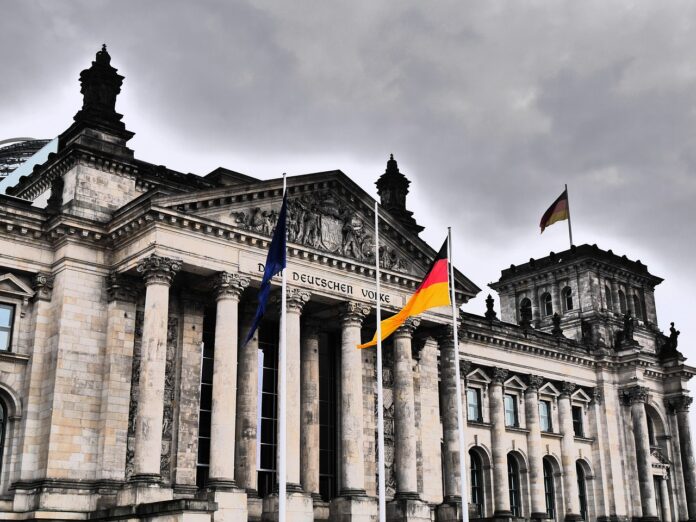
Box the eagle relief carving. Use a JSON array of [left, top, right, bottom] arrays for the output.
[[229, 191, 408, 272]]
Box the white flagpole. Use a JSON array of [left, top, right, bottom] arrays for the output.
[[374, 202, 386, 522], [279, 174, 287, 522], [448, 227, 469, 522], [565, 184, 574, 248]]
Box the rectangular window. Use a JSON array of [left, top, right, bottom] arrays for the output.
[[318, 332, 337, 501], [572, 405, 584, 437], [504, 394, 518, 427], [0, 304, 14, 352], [258, 323, 279, 498], [539, 400, 552, 432], [467, 388, 482, 422], [196, 305, 216, 488]]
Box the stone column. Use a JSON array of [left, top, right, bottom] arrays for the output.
[[525, 375, 547, 520], [551, 281, 561, 316], [490, 367, 512, 518], [300, 319, 321, 500], [531, 284, 540, 327], [610, 280, 621, 314], [208, 272, 249, 487], [438, 327, 462, 504], [387, 318, 430, 522], [235, 305, 260, 495], [133, 254, 181, 481], [668, 395, 696, 520], [330, 302, 377, 522], [418, 337, 443, 505], [558, 382, 582, 521], [659, 477, 671, 522], [622, 386, 659, 521]]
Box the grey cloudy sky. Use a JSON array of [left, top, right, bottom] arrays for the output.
[[2, 2, 695, 398]]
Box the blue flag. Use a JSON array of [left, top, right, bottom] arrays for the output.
[[243, 191, 287, 345]]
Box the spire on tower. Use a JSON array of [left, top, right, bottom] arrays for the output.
[[375, 154, 423, 234]]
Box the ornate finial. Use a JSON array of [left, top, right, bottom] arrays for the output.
[[390, 153, 394, 160], [102, 43, 107, 52], [484, 294, 497, 322], [375, 153, 423, 234]]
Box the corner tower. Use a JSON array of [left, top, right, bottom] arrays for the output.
[[376, 154, 423, 234], [489, 244, 664, 351]]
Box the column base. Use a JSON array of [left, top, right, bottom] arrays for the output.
[[436, 499, 463, 522], [116, 480, 173, 506], [329, 494, 378, 522], [206, 487, 248, 522], [313, 498, 330, 521], [247, 492, 263, 522], [531, 511, 552, 521], [386, 496, 431, 522], [564, 515, 584, 522], [262, 490, 313, 522]]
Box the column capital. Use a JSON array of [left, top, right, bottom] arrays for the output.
[[459, 360, 472, 381], [526, 375, 544, 392], [339, 301, 370, 326], [107, 273, 139, 302], [559, 381, 576, 398], [213, 271, 249, 300], [666, 394, 693, 414], [436, 322, 464, 345], [136, 254, 182, 286], [621, 385, 649, 406], [492, 367, 509, 384], [32, 272, 54, 302], [286, 287, 311, 313], [394, 317, 420, 339]]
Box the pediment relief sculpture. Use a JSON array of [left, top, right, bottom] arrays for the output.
[[229, 191, 410, 273]]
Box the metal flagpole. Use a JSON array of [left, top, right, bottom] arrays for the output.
[[447, 227, 469, 522], [565, 184, 574, 248], [279, 174, 287, 522], [374, 201, 386, 522]]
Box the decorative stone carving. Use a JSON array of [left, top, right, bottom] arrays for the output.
[[459, 360, 472, 382], [394, 317, 420, 338], [591, 388, 603, 405], [527, 375, 544, 391], [160, 316, 179, 482], [666, 395, 693, 414], [32, 272, 54, 301], [136, 254, 182, 286], [339, 301, 370, 326], [106, 273, 138, 302], [286, 288, 311, 313], [229, 191, 409, 272], [125, 310, 144, 478], [484, 294, 497, 322], [551, 313, 563, 338], [212, 271, 249, 300], [560, 381, 577, 398], [492, 367, 509, 384], [622, 385, 649, 406]]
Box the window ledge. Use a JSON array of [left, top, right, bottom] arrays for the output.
[[541, 431, 563, 439], [0, 351, 29, 364], [467, 420, 492, 429], [574, 436, 595, 443], [505, 426, 529, 434]]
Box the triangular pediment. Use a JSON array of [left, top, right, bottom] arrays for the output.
[[150, 170, 481, 298], [505, 375, 527, 391], [0, 273, 34, 299], [467, 368, 491, 384], [539, 382, 560, 397], [572, 389, 592, 404]]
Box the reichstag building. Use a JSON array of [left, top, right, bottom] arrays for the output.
[[0, 47, 693, 522]]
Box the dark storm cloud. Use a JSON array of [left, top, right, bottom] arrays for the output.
[[1, 2, 695, 368]]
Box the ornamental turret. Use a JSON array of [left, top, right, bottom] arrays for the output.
[[376, 154, 423, 234]]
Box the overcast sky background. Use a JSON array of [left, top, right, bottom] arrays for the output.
[[2, 1, 694, 421]]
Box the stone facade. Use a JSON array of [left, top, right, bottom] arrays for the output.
[[0, 47, 693, 522]]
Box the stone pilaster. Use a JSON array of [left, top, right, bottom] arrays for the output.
[[668, 395, 696, 520], [387, 318, 430, 522], [97, 274, 138, 481], [208, 272, 249, 488], [490, 367, 512, 518], [330, 301, 377, 522], [551, 281, 561, 316], [300, 319, 321, 500], [525, 375, 547, 520], [610, 280, 621, 315], [418, 337, 443, 505], [622, 386, 659, 521], [559, 382, 582, 521], [530, 284, 540, 326]]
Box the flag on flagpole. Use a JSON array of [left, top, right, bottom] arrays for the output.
[[539, 189, 569, 233], [358, 239, 450, 349], [243, 191, 288, 345]]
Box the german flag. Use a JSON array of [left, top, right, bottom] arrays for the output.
[[540, 189, 569, 233], [358, 239, 450, 349]]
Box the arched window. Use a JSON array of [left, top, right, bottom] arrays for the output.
[[541, 293, 553, 317], [577, 461, 588, 521], [618, 290, 627, 314], [562, 287, 573, 312], [543, 458, 556, 519], [519, 298, 532, 324], [507, 454, 521, 517], [604, 286, 613, 311], [470, 449, 485, 517], [632, 295, 643, 321]]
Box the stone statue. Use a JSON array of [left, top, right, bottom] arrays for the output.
[[552, 312, 563, 338], [623, 311, 635, 343], [659, 322, 683, 360], [519, 299, 532, 330], [484, 294, 497, 322]]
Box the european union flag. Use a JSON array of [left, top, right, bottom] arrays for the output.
[[243, 191, 287, 346]]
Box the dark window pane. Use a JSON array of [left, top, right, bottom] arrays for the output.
[[262, 395, 276, 418], [196, 465, 209, 488], [200, 384, 213, 411], [198, 410, 211, 438], [197, 437, 210, 464], [201, 358, 214, 383]]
